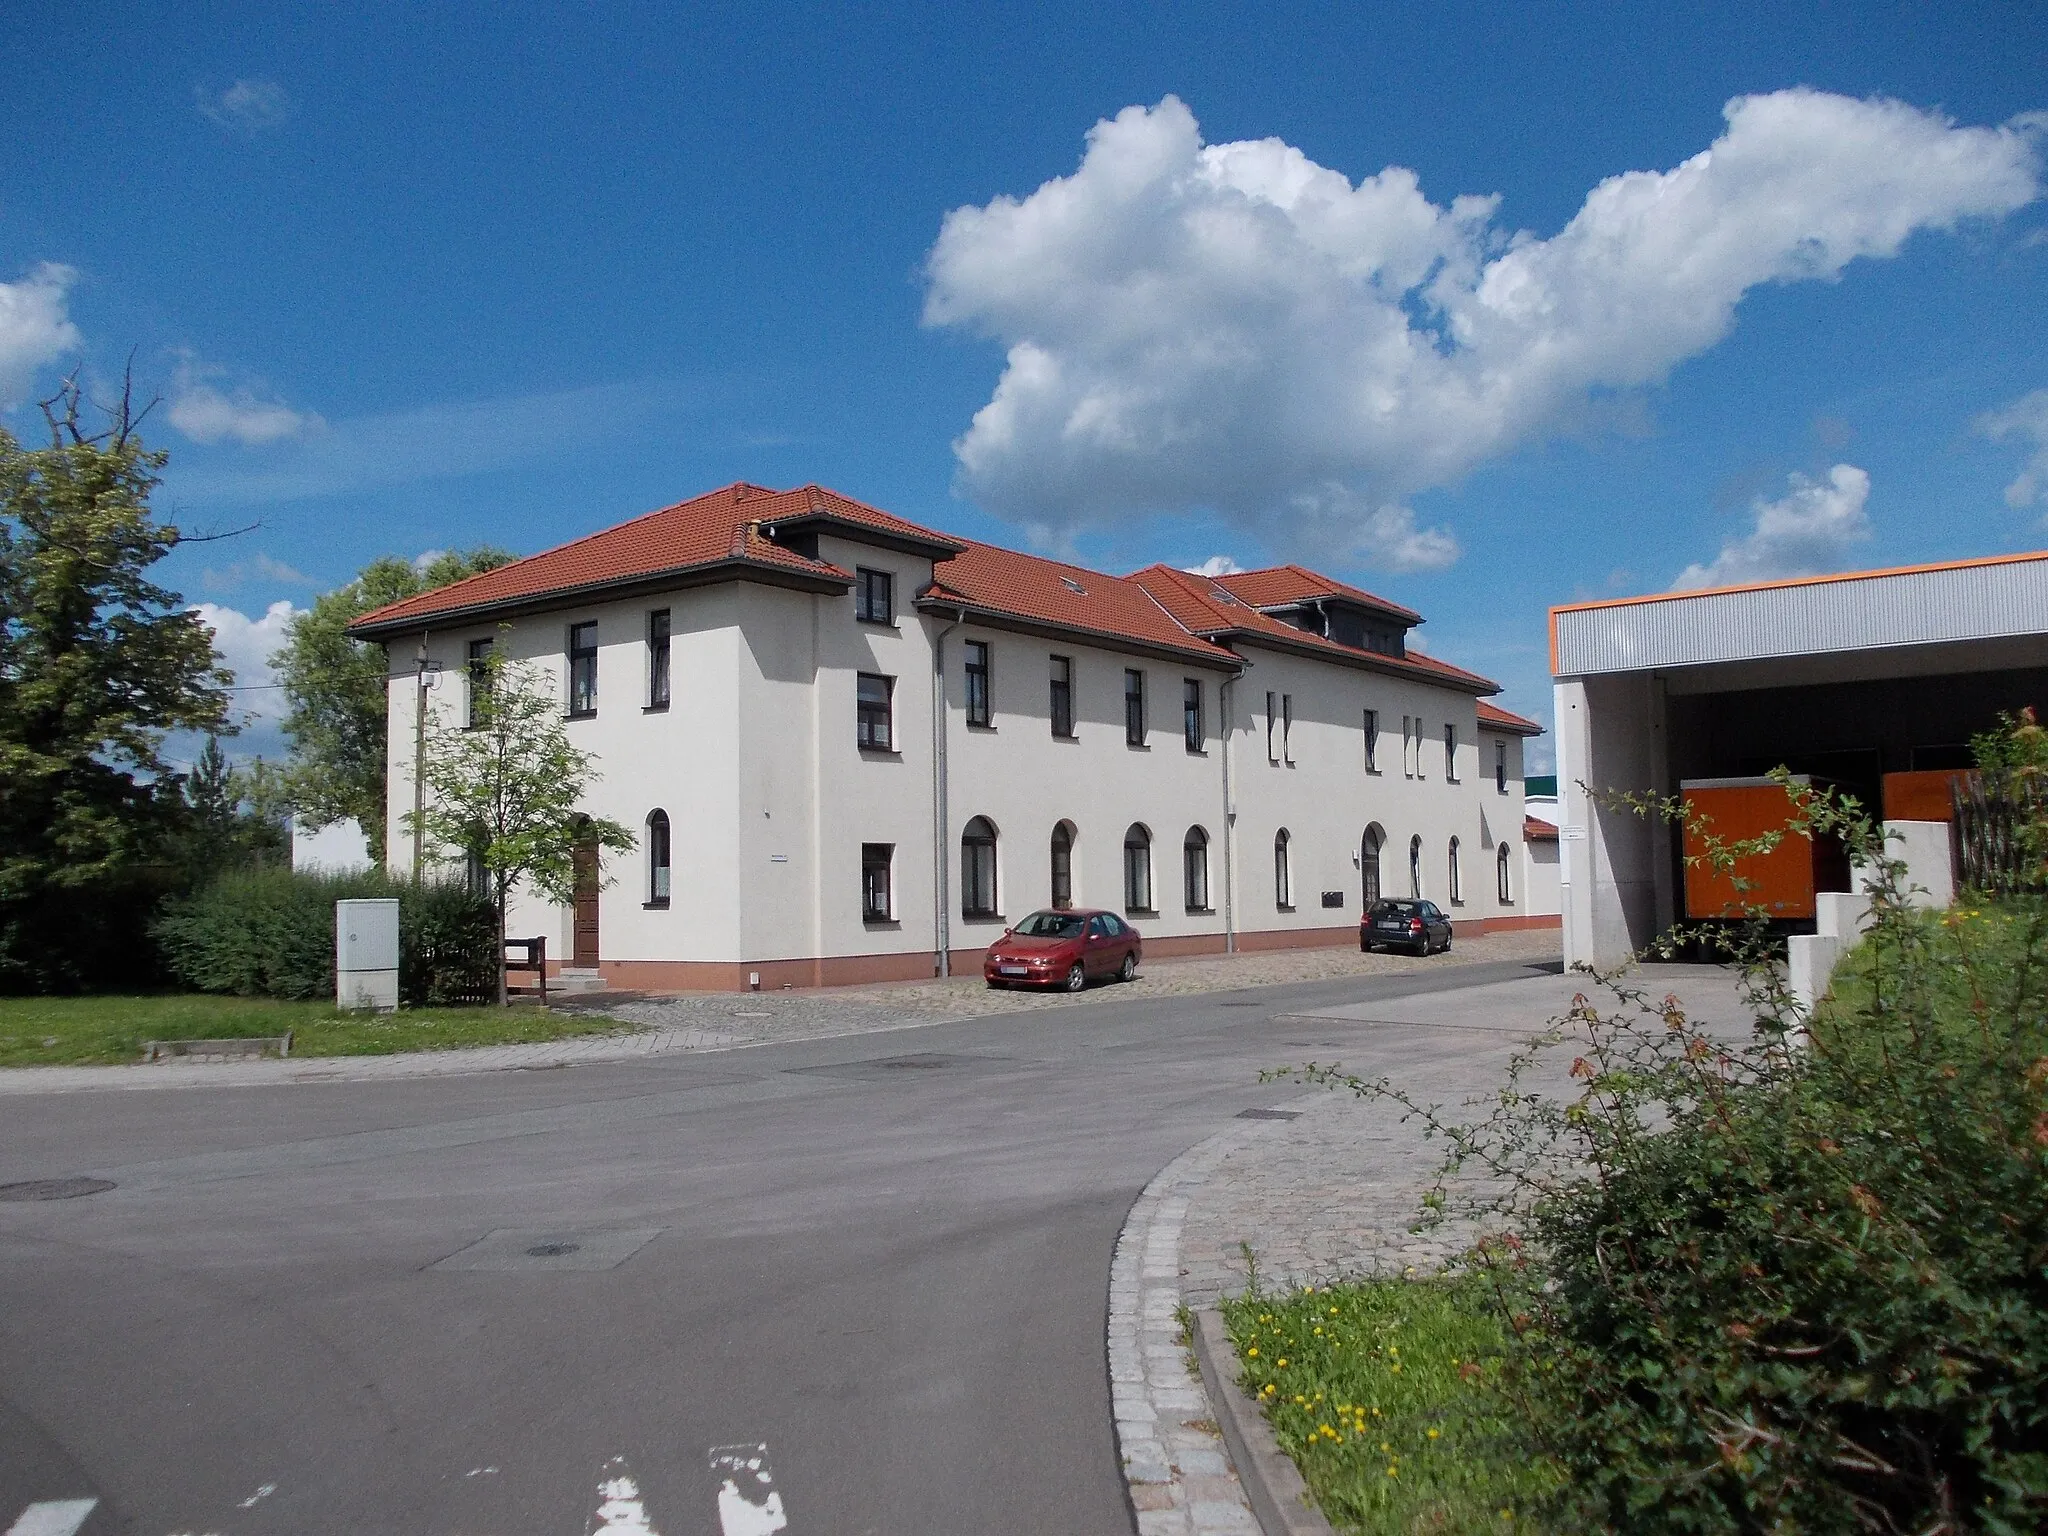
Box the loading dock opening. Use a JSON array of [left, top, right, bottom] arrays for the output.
[[1551, 551, 2048, 968]]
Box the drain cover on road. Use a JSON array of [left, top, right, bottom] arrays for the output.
[[1234, 1108, 1301, 1121], [0, 1177, 116, 1202], [430, 1227, 663, 1272]]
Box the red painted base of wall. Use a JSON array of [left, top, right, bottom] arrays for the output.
[[1454, 913, 1562, 937], [578, 912, 1561, 995], [577, 951, 940, 993]]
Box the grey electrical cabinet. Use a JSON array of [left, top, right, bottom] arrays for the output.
[[336, 898, 400, 1012]]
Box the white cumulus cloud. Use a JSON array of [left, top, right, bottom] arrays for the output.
[[0, 263, 82, 408], [1975, 388, 2048, 513], [196, 79, 291, 132], [925, 91, 2041, 557], [168, 355, 320, 446], [173, 599, 300, 765], [1182, 554, 1244, 576], [1672, 464, 1873, 590]]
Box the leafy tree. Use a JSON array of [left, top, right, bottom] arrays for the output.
[[273, 546, 512, 867], [0, 377, 232, 990], [408, 646, 632, 1004], [171, 732, 289, 879]]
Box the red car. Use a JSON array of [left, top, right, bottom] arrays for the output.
[[984, 908, 1142, 991]]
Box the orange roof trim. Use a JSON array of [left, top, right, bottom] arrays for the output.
[[1544, 547, 2048, 676]]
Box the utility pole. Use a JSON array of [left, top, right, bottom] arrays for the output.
[[412, 635, 430, 882]]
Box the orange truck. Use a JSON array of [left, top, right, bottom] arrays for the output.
[[1679, 776, 1849, 921]]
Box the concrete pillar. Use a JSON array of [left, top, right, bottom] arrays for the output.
[[1557, 672, 1670, 968]]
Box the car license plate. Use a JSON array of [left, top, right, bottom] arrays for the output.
[[1000, 965, 1029, 976], [1377, 921, 1405, 931]]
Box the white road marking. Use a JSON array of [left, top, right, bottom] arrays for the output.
[[5, 1502, 98, 1536], [709, 1444, 787, 1536], [235, 1484, 275, 1509], [586, 1456, 659, 1535], [464, 1466, 498, 1478]]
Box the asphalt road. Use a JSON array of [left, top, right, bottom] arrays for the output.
[[0, 956, 1565, 1536]]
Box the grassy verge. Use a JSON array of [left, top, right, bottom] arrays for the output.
[[1220, 1277, 1555, 1534], [0, 993, 631, 1067]]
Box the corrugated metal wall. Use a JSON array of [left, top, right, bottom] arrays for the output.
[[1554, 559, 2048, 676]]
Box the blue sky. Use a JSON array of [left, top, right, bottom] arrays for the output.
[[5, 1, 2046, 768]]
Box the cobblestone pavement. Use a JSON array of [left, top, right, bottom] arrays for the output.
[[1111, 963, 1747, 1534], [826, 926, 1563, 1017]]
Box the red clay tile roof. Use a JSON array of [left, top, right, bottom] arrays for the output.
[[348, 483, 959, 636], [1127, 564, 1499, 695], [1478, 700, 1544, 735], [919, 542, 1237, 666], [342, 480, 1523, 711], [1524, 815, 1560, 841], [1212, 564, 1421, 623]]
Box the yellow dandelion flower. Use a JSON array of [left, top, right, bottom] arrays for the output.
[[1427, 1428, 1441, 1440]]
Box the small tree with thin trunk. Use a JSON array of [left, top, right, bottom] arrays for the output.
[[406, 646, 632, 1004]]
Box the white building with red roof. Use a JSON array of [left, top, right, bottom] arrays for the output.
[[350, 483, 1551, 990]]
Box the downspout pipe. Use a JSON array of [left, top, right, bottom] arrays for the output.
[[931, 607, 963, 977], [1219, 664, 1243, 954]]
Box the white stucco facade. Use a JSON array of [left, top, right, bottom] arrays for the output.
[[361, 484, 1550, 989]]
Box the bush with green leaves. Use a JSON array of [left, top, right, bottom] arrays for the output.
[[1301, 755, 2048, 1533], [154, 868, 497, 1006]]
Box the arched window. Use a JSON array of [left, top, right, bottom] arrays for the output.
[[1183, 826, 1210, 911], [962, 816, 999, 918], [1409, 835, 1423, 898], [1274, 828, 1293, 909], [1361, 824, 1384, 905], [1447, 837, 1462, 904], [1497, 842, 1513, 904], [646, 809, 671, 904], [1123, 824, 1153, 912], [1050, 821, 1076, 909]]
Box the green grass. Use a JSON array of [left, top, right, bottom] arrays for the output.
[[1220, 1277, 1557, 1534], [0, 993, 631, 1067]]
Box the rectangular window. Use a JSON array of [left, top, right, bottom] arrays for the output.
[[1282, 693, 1294, 764], [856, 672, 894, 750], [647, 609, 671, 710], [465, 637, 493, 728], [855, 568, 894, 624], [1495, 739, 1508, 793], [1183, 679, 1203, 752], [861, 843, 893, 922], [1445, 723, 1459, 781], [1124, 669, 1146, 746], [1050, 655, 1074, 738], [1363, 708, 1379, 772], [1266, 691, 1279, 762], [567, 622, 598, 716], [965, 640, 991, 728]]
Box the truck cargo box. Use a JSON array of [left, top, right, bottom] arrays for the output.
[[1880, 769, 1976, 823], [1680, 776, 1849, 921]]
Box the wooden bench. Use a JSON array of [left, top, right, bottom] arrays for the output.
[[504, 936, 549, 1005]]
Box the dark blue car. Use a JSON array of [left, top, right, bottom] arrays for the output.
[[1361, 898, 1453, 955]]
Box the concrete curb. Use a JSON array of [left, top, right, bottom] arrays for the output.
[[1190, 1309, 1338, 1536], [1107, 1097, 1329, 1535]]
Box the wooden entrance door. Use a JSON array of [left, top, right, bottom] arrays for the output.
[[571, 836, 600, 967]]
